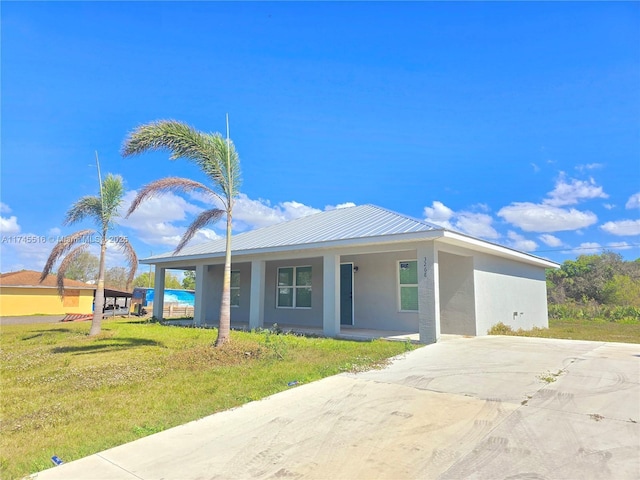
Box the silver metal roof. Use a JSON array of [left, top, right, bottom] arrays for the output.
[[150, 204, 441, 260]]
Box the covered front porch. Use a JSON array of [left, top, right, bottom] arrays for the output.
[[163, 318, 422, 343], [149, 241, 468, 345]]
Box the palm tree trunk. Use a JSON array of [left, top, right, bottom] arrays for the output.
[[90, 236, 107, 336], [215, 211, 232, 346]]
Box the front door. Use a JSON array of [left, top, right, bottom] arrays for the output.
[[340, 263, 353, 325]]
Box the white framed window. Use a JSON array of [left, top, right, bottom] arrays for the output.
[[277, 266, 312, 308], [398, 261, 418, 312], [231, 271, 240, 307]]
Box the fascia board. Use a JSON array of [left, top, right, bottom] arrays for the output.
[[140, 230, 445, 266], [438, 231, 560, 268]]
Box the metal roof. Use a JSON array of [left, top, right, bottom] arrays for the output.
[[149, 204, 441, 260]]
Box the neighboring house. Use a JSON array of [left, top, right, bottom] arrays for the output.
[[0, 270, 96, 316], [143, 204, 559, 344]]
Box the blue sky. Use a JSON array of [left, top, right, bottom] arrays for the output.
[[2, 1, 639, 276]]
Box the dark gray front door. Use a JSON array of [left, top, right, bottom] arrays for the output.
[[340, 263, 353, 325]]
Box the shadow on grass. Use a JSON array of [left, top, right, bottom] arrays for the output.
[[51, 337, 164, 355], [21, 328, 77, 341]]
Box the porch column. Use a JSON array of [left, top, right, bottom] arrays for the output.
[[194, 265, 207, 326], [249, 260, 265, 330], [152, 266, 165, 320], [417, 243, 441, 344], [323, 254, 340, 337]]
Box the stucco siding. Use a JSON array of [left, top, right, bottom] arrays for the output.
[[438, 252, 476, 335], [0, 287, 94, 316], [342, 251, 419, 332], [263, 257, 324, 327], [473, 254, 549, 335]]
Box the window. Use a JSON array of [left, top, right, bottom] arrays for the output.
[[277, 266, 312, 308], [63, 289, 80, 307], [230, 271, 240, 307], [399, 261, 418, 311]]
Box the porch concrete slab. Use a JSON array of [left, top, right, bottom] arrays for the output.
[[32, 336, 639, 480]]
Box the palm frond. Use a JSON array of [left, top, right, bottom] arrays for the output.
[[174, 208, 225, 254], [110, 236, 139, 290], [64, 197, 102, 226], [40, 229, 95, 282], [126, 177, 222, 217], [101, 174, 125, 224], [121, 120, 240, 199], [55, 244, 89, 297]]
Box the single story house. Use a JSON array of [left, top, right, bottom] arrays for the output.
[[142, 204, 559, 343], [0, 270, 134, 317], [0, 270, 96, 316]]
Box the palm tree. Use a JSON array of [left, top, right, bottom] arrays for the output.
[[41, 173, 138, 336], [121, 119, 241, 346]]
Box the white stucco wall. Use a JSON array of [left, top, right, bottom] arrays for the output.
[[438, 251, 476, 335], [202, 262, 252, 325], [473, 253, 549, 335]]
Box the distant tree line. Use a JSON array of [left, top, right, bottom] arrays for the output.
[[63, 251, 194, 290], [547, 252, 640, 306], [547, 252, 640, 321]]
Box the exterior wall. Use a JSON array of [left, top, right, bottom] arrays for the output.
[[473, 253, 549, 335], [263, 257, 324, 327], [201, 263, 252, 325], [0, 287, 94, 316], [342, 250, 419, 332], [438, 252, 476, 335]]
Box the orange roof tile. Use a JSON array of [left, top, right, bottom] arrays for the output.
[[0, 270, 96, 289]]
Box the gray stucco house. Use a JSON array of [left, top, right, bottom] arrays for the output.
[[143, 204, 558, 344]]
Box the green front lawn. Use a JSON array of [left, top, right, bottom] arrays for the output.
[[489, 317, 640, 343], [0, 318, 414, 480]]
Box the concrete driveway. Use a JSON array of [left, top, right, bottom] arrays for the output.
[[32, 336, 639, 480]]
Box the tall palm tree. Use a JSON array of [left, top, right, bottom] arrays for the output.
[[41, 173, 138, 336], [121, 119, 241, 346]]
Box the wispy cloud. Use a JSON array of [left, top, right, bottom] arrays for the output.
[[505, 231, 538, 252], [497, 203, 597, 232], [600, 219, 640, 236], [544, 173, 608, 207], [538, 234, 564, 247], [423, 201, 499, 239], [626, 192, 640, 209]]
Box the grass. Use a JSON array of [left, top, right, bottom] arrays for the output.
[[0, 318, 414, 480], [488, 317, 640, 344]]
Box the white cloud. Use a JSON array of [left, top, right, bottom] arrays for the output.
[[118, 189, 351, 250], [117, 190, 205, 247], [626, 193, 640, 209], [544, 174, 608, 207], [607, 241, 632, 251], [497, 202, 598, 232], [423, 201, 499, 239], [575, 163, 603, 173], [538, 234, 563, 247], [455, 212, 500, 239], [328, 202, 356, 210], [423, 201, 454, 229], [0, 202, 12, 214], [232, 194, 322, 230], [600, 219, 640, 236], [0, 232, 55, 272], [0, 215, 21, 234], [572, 242, 602, 255], [505, 231, 538, 252]]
